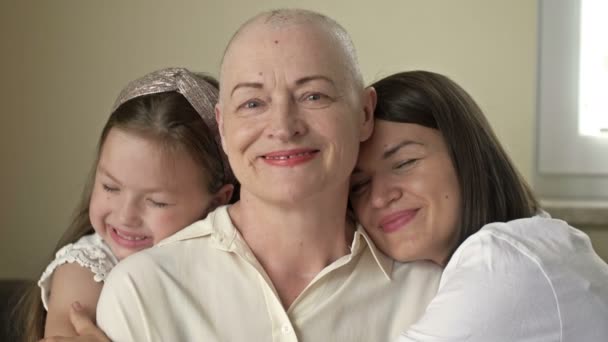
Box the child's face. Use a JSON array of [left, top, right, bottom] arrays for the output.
[[89, 128, 216, 260]]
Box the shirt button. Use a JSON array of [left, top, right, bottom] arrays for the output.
[[281, 324, 291, 334]]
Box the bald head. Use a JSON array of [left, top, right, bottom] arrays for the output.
[[214, 9, 376, 206], [220, 9, 364, 90]]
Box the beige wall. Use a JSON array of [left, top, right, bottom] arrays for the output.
[[583, 229, 608, 262], [0, 0, 602, 280]]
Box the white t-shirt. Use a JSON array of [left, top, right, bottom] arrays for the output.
[[38, 233, 118, 310], [399, 216, 608, 342]]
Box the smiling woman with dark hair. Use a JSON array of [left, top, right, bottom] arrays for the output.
[[350, 70, 608, 341]]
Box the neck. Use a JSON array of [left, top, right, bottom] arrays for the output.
[[229, 186, 354, 308]]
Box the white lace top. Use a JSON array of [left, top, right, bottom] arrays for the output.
[[38, 233, 118, 311]]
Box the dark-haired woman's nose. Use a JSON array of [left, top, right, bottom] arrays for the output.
[[370, 179, 402, 209]]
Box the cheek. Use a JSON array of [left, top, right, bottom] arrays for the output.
[[332, 118, 359, 145], [443, 191, 461, 228], [399, 175, 427, 197], [440, 173, 461, 215], [323, 120, 361, 169], [352, 199, 371, 227], [148, 203, 208, 242], [88, 189, 106, 233], [436, 177, 461, 244], [225, 119, 265, 152], [410, 167, 455, 204], [148, 211, 186, 241]]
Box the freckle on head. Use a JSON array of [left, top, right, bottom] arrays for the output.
[[274, 40, 279, 44]]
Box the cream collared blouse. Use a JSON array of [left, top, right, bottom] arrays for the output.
[[97, 205, 442, 341]]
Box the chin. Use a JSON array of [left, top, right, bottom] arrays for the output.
[[269, 192, 313, 205], [389, 246, 422, 263], [114, 248, 137, 261], [264, 185, 325, 204], [391, 254, 415, 263]]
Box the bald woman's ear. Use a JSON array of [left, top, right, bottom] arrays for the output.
[[359, 86, 377, 142], [214, 103, 228, 154]]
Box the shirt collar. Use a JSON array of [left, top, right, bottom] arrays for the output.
[[159, 205, 394, 280], [158, 205, 234, 247], [352, 224, 394, 280]]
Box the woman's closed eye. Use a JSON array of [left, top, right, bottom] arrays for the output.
[[394, 159, 418, 170], [147, 198, 170, 208], [102, 184, 119, 193], [350, 179, 370, 196]]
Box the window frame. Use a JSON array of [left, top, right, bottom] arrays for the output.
[[535, 0, 608, 200]]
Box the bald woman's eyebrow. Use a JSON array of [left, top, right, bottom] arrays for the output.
[[230, 82, 263, 96], [295, 75, 336, 86], [230, 75, 336, 98]]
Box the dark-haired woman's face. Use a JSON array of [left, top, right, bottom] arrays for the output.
[[350, 120, 461, 266]]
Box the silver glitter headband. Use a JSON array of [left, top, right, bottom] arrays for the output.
[[111, 67, 233, 185]]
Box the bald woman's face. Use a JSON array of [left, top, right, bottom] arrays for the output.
[[215, 21, 374, 204]]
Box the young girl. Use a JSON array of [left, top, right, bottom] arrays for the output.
[[19, 67, 236, 340]]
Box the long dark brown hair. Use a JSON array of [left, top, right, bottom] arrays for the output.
[[371, 71, 539, 258], [15, 75, 237, 341]]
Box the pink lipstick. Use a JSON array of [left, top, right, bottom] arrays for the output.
[[261, 148, 319, 167], [379, 209, 418, 233]]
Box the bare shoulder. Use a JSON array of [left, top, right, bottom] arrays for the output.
[[44, 262, 103, 337]]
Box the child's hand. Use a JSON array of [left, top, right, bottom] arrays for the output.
[[39, 302, 110, 342]]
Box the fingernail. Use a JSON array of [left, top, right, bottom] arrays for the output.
[[72, 301, 83, 311]]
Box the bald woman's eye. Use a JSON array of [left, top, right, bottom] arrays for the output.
[[237, 98, 266, 114], [299, 92, 333, 109]]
